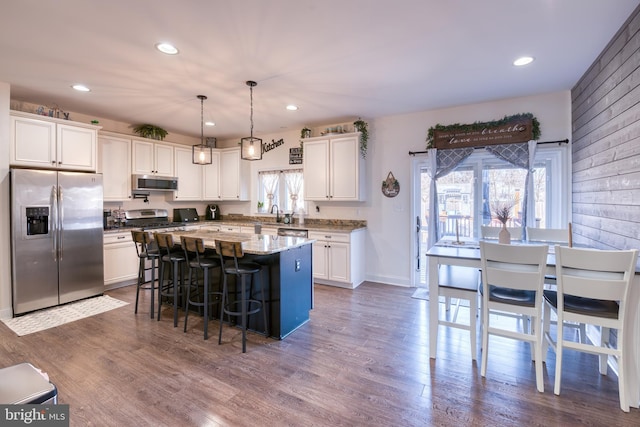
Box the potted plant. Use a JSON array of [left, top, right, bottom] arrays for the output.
[[133, 124, 168, 141], [492, 200, 515, 244], [257, 201, 264, 213], [353, 118, 368, 159]]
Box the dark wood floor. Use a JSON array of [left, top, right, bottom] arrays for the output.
[[1, 282, 639, 426]]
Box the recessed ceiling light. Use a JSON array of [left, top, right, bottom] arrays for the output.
[[205, 121, 215, 127], [155, 42, 179, 55], [513, 56, 534, 66], [71, 84, 90, 92], [286, 104, 299, 111]]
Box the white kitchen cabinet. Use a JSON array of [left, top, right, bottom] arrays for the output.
[[99, 133, 132, 201], [204, 148, 249, 201], [173, 146, 203, 201], [103, 231, 139, 287], [132, 139, 174, 176], [303, 133, 365, 201], [219, 224, 242, 233], [308, 229, 365, 288], [203, 151, 221, 200], [260, 227, 278, 236], [10, 111, 99, 171]]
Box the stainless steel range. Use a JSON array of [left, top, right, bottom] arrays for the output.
[[123, 209, 187, 230]]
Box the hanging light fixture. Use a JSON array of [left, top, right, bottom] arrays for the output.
[[192, 95, 213, 165], [241, 80, 262, 160]]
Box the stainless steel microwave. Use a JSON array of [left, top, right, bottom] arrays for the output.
[[132, 174, 178, 191]]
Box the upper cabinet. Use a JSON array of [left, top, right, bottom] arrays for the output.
[[219, 148, 249, 200], [98, 133, 132, 201], [132, 139, 174, 176], [201, 147, 249, 201], [10, 111, 99, 171], [173, 146, 203, 201], [303, 133, 365, 201]]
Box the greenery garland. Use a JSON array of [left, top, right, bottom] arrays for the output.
[[353, 118, 368, 159], [425, 112, 540, 149]]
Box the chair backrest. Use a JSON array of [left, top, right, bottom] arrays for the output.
[[215, 240, 244, 271], [526, 227, 569, 243], [131, 230, 152, 256], [481, 225, 522, 240], [554, 246, 638, 321], [480, 241, 548, 294], [154, 232, 174, 256]]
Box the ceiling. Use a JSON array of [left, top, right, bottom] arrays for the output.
[[1, 1, 638, 141]]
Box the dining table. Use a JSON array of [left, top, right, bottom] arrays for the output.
[[425, 238, 640, 409]]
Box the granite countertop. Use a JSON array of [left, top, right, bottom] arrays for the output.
[[167, 230, 314, 255], [202, 219, 367, 233]]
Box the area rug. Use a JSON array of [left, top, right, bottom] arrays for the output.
[[2, 295, 129, 336], [411, 288, 429, 300]]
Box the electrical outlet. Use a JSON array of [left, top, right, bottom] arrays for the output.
[[295, 259, 301, 272]]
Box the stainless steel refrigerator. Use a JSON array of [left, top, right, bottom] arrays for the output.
[[10, 169, 104, 315]]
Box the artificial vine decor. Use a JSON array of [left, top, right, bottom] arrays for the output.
[[353, 118, 369, 158], [426, 112, 540, 149], [133, 124, 168, 141]]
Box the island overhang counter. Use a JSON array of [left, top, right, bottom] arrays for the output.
[[166, 230, 314, 340]]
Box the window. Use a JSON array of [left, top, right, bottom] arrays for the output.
[[258, 169, 304, 213], [422, 145, 567, 240]]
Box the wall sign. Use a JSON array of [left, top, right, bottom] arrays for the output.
[[262, 138, 285, 154], [289, 147, 303, 164], [427, 113, 540, 150], [382, 171, 399, 198]]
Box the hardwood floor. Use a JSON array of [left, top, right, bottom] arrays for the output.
[[1, 281, 639, 426]]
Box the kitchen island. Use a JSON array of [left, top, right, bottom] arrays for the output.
[[167, 230, 314, 340]]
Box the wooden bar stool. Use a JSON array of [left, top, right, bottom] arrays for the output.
[[181, 236, 222, 340], [216, 240, 268, 353], [131, 230, 160, 318], [155, 232, 186, 327]]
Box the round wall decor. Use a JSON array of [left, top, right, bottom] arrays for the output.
[[382, 171, 399, 197]]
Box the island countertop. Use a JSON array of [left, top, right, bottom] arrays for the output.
[[167, 230, 314, 255]]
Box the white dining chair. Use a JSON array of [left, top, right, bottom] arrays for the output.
[[479, 241, 548, 392], [434, 265, 481, 360], [526, 227, 569, 244], [527, 226, 586, 343], [542, 246, 638, 412], [481, 225, 522, 240]]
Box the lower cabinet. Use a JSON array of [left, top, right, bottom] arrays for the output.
[[308, 229, 365, 289], [103, 232, 138, 288]]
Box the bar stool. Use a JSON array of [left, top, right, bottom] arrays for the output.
[[155, 232, 186, 327], [181, 236, 222, 340], [216, 240, 268, 353], [132, 230, 160, 318]]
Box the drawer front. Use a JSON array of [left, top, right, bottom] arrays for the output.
[[104, 232, 133, 245], [308, 231, 350, 243]]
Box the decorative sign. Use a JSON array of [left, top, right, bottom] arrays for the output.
[[262, 138, 285, 154], [382, 171, 400, 198], [289, 147, 303, 164], [433, 118, 532, 149], [427, 113, 540, 150]]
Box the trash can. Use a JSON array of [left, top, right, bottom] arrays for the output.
[[0, 363, 58, 404]]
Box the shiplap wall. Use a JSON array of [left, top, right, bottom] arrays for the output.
[[571, 5, 640, 250]]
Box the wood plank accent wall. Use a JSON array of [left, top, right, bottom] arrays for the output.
[[571, 5, 640, 250]]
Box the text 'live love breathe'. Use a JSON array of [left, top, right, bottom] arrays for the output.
[[432, 118, 533, 149]]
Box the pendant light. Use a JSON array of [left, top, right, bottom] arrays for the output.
[[192, 95, 212, 165], [241, 80, 262, 160]]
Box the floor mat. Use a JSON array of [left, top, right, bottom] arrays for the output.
[[2, 295, 129, 336], [411, 288, 429, 300]]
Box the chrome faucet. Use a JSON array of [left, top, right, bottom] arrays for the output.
[[270, 204, 281, 222]]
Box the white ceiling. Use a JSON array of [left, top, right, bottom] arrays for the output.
[[1, 0, 638, 141]]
